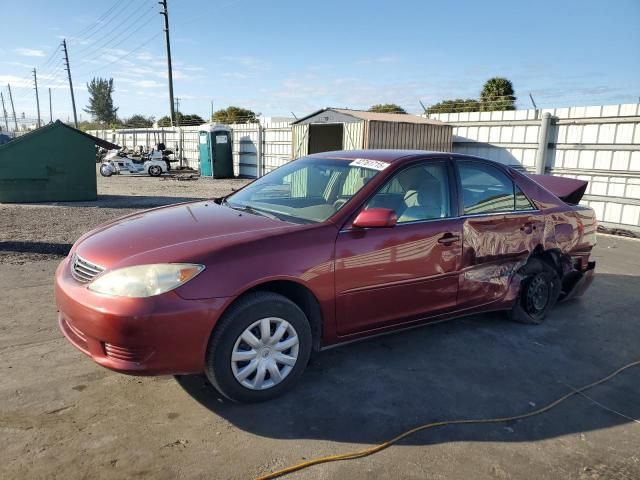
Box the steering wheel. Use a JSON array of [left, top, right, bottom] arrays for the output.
[[333, 198, 348, 210]]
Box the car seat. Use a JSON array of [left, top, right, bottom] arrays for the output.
[[398, 173, 444, 222]]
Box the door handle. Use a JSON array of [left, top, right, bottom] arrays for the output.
[[438, 233, 460, 245]]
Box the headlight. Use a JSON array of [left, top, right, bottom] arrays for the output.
[[88, 263, 205, 298]]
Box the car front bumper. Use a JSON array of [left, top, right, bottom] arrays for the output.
[[55, 257, 229, 375]]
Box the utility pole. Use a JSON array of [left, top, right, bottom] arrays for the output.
[[7, 84, 18, 131], [159, 0, 176, 126], [210, 100, 214, 121], [32, 68, 41, 128], [174, 97, 180, 126], [62, 39, 78, 127], [48, 88, 53, 123], [529, 93, 539, 119], [0, 92, 8, 131]]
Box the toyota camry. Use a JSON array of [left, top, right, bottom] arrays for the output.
[[55, 150, 596, 402]]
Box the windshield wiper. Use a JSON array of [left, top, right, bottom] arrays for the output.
[[223, 201, 282, 221]]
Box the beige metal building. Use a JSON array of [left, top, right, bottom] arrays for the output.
[[291, 108, 452, 158]]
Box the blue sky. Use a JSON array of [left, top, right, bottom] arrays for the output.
[[1, 0, 639, 122]]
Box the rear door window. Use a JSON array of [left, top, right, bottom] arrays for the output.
[[459, 162, 519, 214]]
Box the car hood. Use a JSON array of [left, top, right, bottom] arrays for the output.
[[74, 201, 297, 269]]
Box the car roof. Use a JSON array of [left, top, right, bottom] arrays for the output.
[[308, 149, 446, 164]]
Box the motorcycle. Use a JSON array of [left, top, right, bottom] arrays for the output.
[[99, 149, 168, 177]]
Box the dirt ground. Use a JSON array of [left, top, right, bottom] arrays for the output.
[[0, 171, 250, 264], [1, 172, 639, 480]]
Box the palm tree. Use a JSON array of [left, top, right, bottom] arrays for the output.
[[480, 77, 516, 111]]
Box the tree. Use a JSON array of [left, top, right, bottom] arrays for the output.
[[84, 77, 118, 123], [212, 106, 257, 124], [75, 120, 107, 132], [368, 103, 407, 114], [157, 116, 171, 127], [123, 114, 154, 128], [157, 112, 205, 127], [480, 77, 516, 111], [179, 113, 205, 126], [426, 99, 481, 114]]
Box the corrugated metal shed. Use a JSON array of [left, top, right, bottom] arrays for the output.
[[0, 121, 116, 202], [291, 107, 452, 157]]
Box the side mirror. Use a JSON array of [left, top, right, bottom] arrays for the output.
[[352, 208, 398, 228]]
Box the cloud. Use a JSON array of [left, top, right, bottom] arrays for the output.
[[221, 72, 249, 79], [1, 61, 33, 68], [0, 74, 32, 88], [221, 55, 269, 70], [14, 48, 46, 57], [117, 77, 165, 89], [57, 35, 91, 46], [182, 66, 205, 72], [136, 52, 155, 62], [356, 56, 401, 65]]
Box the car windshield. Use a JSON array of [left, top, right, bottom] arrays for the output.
[[224, 157, 385, 223]]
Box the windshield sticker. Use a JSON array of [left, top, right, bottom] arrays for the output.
[[349, 158, 389, 171]]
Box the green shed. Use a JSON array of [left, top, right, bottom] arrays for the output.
[[0, 120, 118, 202]]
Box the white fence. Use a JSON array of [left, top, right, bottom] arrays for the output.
[[429, 104, 640, 233], [88, 121, 292, 177], [88, 103, 640, 232]]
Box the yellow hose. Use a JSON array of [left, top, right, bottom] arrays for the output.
[[255, 359, 640, 480]]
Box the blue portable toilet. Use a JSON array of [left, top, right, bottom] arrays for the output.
[[198, 124, 233, 178]]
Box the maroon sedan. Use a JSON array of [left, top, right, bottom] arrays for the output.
[[55, 150, 596, 402]]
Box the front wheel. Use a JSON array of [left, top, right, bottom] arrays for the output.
[[205, 292, 312, 402], [509, 258, 561, 324], [99, 164, 113, 177]]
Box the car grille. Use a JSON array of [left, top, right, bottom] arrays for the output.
[[71, 254, 105, 283]]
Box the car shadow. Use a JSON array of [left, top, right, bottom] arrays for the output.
[[175, 273, 640, 445], [0, 241, 72, 257]]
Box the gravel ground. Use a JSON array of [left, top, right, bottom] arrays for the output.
[[0, 169, 250, 264]]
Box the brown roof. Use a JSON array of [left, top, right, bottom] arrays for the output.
[[332, 108, 446, 125], [291, 108, 447, 125], [310, 149, 443, 163]]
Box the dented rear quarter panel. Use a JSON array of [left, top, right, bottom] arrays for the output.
[[457, 168, 597, 310]]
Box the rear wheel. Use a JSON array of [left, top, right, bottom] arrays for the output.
[[509, 258, 561, 324], [148, 165, 162, 176], [205, 292, 312, 402]]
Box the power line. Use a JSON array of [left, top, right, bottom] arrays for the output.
[[76, 31, 163, 76], [68, 0, 129, 45], [38, 44, 62, 72], [73, 7, 159, 67], [72, 1, 157, 60]]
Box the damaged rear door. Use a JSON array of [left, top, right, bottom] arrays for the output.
[[455, 159, 544, 308]]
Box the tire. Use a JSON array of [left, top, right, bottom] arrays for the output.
[[148, 165, 162, 177], [99, 164, 113, 177], [509, 258, 561, 324], [205, 292, 312, 403]]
